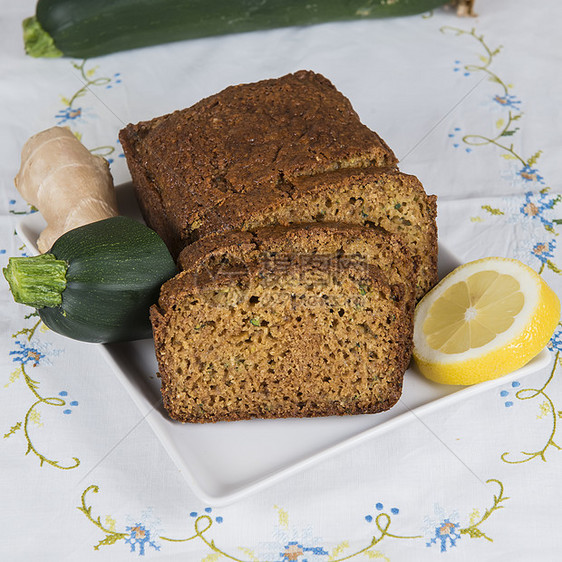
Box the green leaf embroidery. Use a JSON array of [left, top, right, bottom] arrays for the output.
[[502, 352, 562, 463], [459, 480, 508, 542], [526, 150, 543, 167], [328, 541, 350, 560], [237, 547, 260, 562], [78, 486, 128, 551], [3, 422, 22, 438], [274, 505, 289, 528], [481, 205, 504, 216], [546, 260, 562, 274], [363, 551, 390, 560], [94, 534, 125, 551], [9, 314, 80, 470]]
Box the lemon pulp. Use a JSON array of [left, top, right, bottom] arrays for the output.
[[423, 271, 524, 354]]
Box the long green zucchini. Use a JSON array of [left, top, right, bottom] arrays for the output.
[[3, 216, 177, 343], [25, 0, 451, 58]]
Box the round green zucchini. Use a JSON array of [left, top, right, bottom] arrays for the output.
[[3, 216, 177, 343], [24, 0, 450, 58]]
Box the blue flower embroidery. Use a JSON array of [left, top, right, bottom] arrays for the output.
[[493, 94, 522, 109], [532, 240, 556, 264], [426, 519, 461, 552], [124, 524, 160, 556], [55, 106, 83, 125], [518, 165, 544, 184], [281, 541, 328, 561], [520, 191, 559, 228], [10, 340, 45, 367]]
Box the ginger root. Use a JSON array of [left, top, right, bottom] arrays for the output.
[[451, 0, 476, 16], [15, 127, 119, 253]]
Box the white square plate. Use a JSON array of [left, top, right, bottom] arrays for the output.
[[16, 190, 551, 505]]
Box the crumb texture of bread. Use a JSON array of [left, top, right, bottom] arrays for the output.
[[152, 259, 413, 423]]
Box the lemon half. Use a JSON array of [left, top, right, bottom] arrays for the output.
[[413, 257, 560, 385]]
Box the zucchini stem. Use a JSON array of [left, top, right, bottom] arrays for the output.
[[22, 16, 63, 58], [4, 254, 68, 308]]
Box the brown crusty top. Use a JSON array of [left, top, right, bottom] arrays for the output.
[[120, 70, 397, 245]]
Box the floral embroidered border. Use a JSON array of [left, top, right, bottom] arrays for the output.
[[78, 479, 507, 557], [443, 25, 562, 466]]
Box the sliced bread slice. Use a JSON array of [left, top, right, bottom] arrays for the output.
[[151, 257, 414, 423], [178, 221, 418, 306]]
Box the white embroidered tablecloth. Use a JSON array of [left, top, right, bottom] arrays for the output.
[[2, 0, 562, 560]]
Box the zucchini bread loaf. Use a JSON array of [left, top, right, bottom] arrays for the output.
[[151, 256, 414, 422], [120, 70, 439, 423], [119, 71, 437, 299]]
